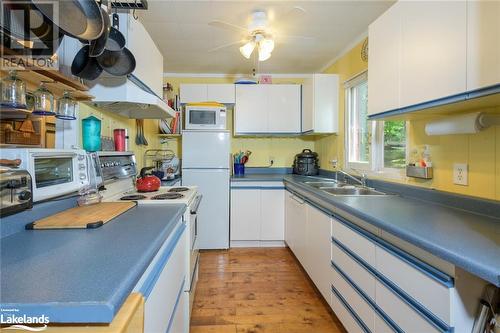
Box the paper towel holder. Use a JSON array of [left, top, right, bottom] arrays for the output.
[[425, 112, 500, 136]]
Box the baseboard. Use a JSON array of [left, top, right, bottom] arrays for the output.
[[230, 240, 285, 248]]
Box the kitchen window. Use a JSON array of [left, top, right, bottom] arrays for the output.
[[345, 71, 407, 175]]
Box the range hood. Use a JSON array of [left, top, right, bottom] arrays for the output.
[[87, 74, 175, 119]]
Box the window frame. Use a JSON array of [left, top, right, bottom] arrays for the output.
[[344, 71, 371, 172], [343, 71, 409, 178]]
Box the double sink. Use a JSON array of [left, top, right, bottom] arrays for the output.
[[304, 180, 388, 196]]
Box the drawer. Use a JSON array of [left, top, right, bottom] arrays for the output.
[[332, 217, 376, 267], [331, 287, 367, 333], [376, 280, 442, 333], [332, 241, 376, 300], [331, 264, 375, 332], [376, 245, 453, 325], [375, 314, 398, 333]]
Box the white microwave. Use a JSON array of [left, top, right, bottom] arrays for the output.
[[0, 148, 90, 202], [184, 104, 227, 130]]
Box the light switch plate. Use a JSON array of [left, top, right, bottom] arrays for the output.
[[453, 163, 468, 186]]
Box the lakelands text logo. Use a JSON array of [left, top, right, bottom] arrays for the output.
[[1, 308, 49, 331], [1, 1, 60, 70]]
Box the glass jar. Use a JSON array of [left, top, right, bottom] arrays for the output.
[[1, 70, 27, 109], [82, 115, 101, 152], [32, 82, 55, 115], [56, 91, 77, 120]]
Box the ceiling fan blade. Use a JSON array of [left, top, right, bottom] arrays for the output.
[[273, 6, 306, 29], [275, 33, 315, 43], [209, 20, 248, 33], [208, 40, 243, 53]]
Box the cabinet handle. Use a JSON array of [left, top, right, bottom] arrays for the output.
[[291, 195, 305, 204]]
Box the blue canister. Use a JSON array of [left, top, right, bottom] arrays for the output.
[[82, 116, 101, 152], [234, 163, 245, 176]]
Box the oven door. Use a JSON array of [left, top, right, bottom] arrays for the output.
[[187, 194, 202, 312], [30, 151, 89, 202]]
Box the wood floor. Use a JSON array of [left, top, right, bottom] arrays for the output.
[[190, 247, 346, 333]]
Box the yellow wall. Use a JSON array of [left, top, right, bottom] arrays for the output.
[[78, 103, 178, 168], [164, 77, 315, 168], [316, 40, 500, 200]]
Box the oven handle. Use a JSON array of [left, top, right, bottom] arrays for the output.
[[190, 195, 203, 214]]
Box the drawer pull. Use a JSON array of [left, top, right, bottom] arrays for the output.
[[166, 277, 186, 333], [332, 213, 454, 288], [331, 261, 403, 333], [332, 238, 452, 333]]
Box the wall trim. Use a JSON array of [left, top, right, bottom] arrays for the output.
[[162, 73, 313, 78], [318, 30, 368, 73]]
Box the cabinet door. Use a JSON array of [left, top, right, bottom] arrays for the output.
[[207, 84, 235, 104], [301, 77, 314, 132], [267, 85, 301, 133], [285, 192, 295, 249], [467, 0, 500, 91], [400, 1, 467, 108], [368, 2, 401, 115], [305, 204, 332, 302], [285, 192, 306, 261], [234, 85, 268, 134], [230, 189, 261, 241], [180, 84, 208, 104], [260, 189, 285, 241]]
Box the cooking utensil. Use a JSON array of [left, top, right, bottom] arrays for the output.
[[71, 44, 104, 80], [88, 7, 111, 57], [141, 120, 148, 146], [31, 0, 105, 41], [136, 166, 161, 192], [106, 12, 126, 52], [292, 149, 319, 176]]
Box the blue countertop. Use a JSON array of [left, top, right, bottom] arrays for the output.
[[0, 204, 186, 323], [284, 175, 500, 286]]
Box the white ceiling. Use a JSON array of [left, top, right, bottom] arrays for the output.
[[138, 1, 394, 74]]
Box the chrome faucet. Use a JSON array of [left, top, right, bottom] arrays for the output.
[[336, 169, 368, 187]]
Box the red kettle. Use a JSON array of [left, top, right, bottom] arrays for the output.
[[136, 167, 161, 192]]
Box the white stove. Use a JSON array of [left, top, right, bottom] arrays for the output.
[[96, 151, 201, 316]]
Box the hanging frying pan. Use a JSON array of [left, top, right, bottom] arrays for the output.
[[97, 46, 135, 76], [31, 0, 104, 41], [88, 7, 110, 57], [71, 44, 103, 80]]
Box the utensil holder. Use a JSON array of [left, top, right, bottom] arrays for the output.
[[234, 163, 245, 176], [406, 165, 433, 179]]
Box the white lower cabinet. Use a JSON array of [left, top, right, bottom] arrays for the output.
[[285, 191, 307, 262], [330, 290, 365, 333], [304, 204, 332, 302], [230, 183, 285, 246], [136, 221, 189, 333]]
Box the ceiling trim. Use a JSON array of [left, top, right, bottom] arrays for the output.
[[163, 73, 313, 78], [318, 30, 368, 73]]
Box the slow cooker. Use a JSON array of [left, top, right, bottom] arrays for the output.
[[292, 149, 320, 176]]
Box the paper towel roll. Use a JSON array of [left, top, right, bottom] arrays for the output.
[[425, 112, 483, 136]]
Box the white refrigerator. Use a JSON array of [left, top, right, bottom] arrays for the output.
[[182, 130, 230, 249]]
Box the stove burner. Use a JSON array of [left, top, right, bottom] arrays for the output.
[[120, 195, 147, 200], [151, 193, 184, 200], [168, 187, 189, 193]]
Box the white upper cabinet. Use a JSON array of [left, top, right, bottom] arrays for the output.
[[467, 0, 500, 91], [234, 85, 268, 133], [368, 2, 401, 116], [302, 74, 339, 133], [125, 15, 164, 97], [267, 85, 301, 133], [180, 84, 235, 104], [399, 1, 467, 107], [234, 84, 301, 135]]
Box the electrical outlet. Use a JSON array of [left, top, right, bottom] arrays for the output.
[[330, 159, 338, 169], [453, 163, 468, 186], [269, 156, 275, 166]]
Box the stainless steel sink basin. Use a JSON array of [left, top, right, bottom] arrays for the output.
[[305, 181, 340, 188], [322, 187, 387, 196]]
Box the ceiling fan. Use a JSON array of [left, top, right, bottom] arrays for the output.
[[208, 7, 313, 62]]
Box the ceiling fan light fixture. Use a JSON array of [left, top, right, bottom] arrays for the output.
[[260, 38, 275, 54], [239, 41, 256, 59], [258, 50, 272, 62]]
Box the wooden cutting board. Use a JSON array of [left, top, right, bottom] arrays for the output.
[[26, 202, 137, 230]]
